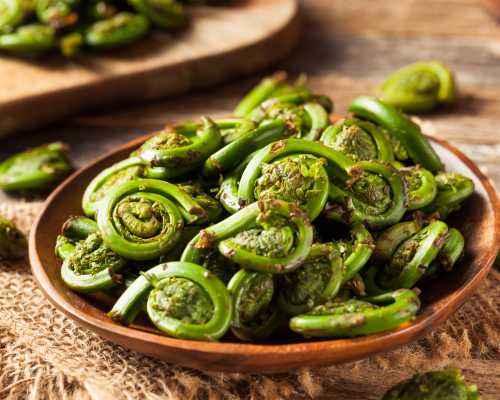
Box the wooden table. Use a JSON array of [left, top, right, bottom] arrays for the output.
[[1, 0, 498, 396]]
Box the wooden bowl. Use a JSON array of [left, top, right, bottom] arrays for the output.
[[29, 135, 500, 373]]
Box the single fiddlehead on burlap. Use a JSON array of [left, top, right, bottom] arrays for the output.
[[97, 178, 206, 260], [0, 214, 26, 260], [289, 289, 420, 338], [320, 118, 394, 162], [379, 61, 456, 113], [109, 261, 232, 341], [277, 243, 343, 316], [61, 232, 126, 293], [227, 269, 281, 341], [349, 96, 443, 172], [0, 142, 72, 191], [182, 199, 314, 274], [128, 0, 187, 30], [422, 172, 474, 218], [381, 367, 480, 400]]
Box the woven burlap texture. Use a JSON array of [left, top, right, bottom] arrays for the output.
[[0, 203, 498, 400]]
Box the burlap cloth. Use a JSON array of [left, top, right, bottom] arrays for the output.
[[0, 202, 498, 400]]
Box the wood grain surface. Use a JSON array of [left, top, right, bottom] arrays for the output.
[[0, 0, 299, 136], [3, 0, 500, 396]]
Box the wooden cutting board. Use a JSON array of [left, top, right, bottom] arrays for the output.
[[0, 0, 299, 136]]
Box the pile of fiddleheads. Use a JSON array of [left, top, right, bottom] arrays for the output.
[[56, 72, 474, 342], [0, 0, 231, 58]]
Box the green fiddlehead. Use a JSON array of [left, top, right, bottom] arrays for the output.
[[0, 0, 32, 32], [109, 262, 232, 341], [228, 269, 281, 341], [325, 160, 407, 230], [277, 243, 343, 316], [379, 62, 456, 113], [289, 288, 420, 338], [61, 232, 126, 293], [0, 23, 56, 56], [422, 172, 474, 217], [0, 142, 72, 191], [36, 0, 79, 29], [176, 181, 223, 224], [61, 215, 98, 239], [349, 96, 443, 172], [399, 166, 437, 210], [128, 0, 187, 30], [336, 223, 374, 283], [138, 117, 221, 169], [426, 227, 464, 276], [82, 157, 146, 217], [84, 12, 150, 50], [217, 200, 314, 274], [377, 220, 449, 289], [382, 366, 481, 400], [320, 118, 394, 162], [371, 220, 421, 266], [0, 214, 26, 259], [97, 178, 206, 260]]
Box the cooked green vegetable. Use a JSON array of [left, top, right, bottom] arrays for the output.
[[0, 142, 72, 191]]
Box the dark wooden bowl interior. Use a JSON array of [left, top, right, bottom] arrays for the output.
[[29, 134, 500, 373]]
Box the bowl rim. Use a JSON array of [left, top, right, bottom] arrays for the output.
[[29, 133, 500, 367]]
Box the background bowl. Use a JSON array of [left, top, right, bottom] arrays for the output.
[[29, 134, 500, 373]]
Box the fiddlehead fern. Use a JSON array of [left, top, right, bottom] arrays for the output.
[[290, 288, 420, 338], [176, 181, 223, 224], [0, 0, 32, 32], [0, 214, 26, 259], [97, 178, 206, 260], [84, 12, 150, 50], [320, 118, 394, 162], [109, 262, 232, 341], [0, 142, 72, 191], [61, 215, 98, 240], [399, 166, 437, 211], [336, 223, 374, 283], [137, 117, 221, 169], [36, 0, 79, 29], [228, 269, 281, 340], [182, 200, 314, 274], [349, 96, 443, 172], [277, 243, 343, 316], [382, 366, 480, 400], [376, 220, 449, 290], [128, 0, 187, 30], [61, 232, 126, 293], [325, 160, 407, 230], [422, 172, 474, 217], [379, 62, 456, 113]]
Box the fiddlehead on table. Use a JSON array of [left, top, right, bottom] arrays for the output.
[[277, 243, 343, 316], [422, 172, 474, 218], [228, 269, 281, 341], [128, 0, 187, 30], [320, 118, 394, 162], [97, 178, 206, 260], [289, 288, 420, 338], [84, 12, 150, 50], [349, 96, 443, 172], [109, 261, 232, 341], [61, 232, 126, 293], [0, 142, 72, 191], [379, 61, 456, 113]]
